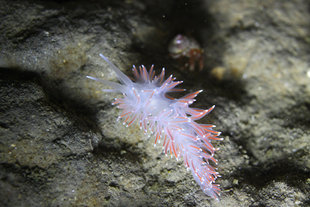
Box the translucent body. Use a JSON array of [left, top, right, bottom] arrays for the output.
[[87, 54, 222, 199]]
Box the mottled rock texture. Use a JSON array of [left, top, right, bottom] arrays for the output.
[[0, 0, 309, 206]]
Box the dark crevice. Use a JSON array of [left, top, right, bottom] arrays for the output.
[[202, 76, 248, 103], [0, 67, 102, 136], [40, 75, 103, 135], [0, 67, 40, 82], [230, 159, 309, 193]]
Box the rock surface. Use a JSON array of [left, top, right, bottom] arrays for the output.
[[0, 0, 309, 206]]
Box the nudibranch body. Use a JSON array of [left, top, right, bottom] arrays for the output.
[[87, 54, 222, 199]]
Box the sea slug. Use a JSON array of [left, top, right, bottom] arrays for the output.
[[87, 54, 222, 199], [168, 34, 204, 71]]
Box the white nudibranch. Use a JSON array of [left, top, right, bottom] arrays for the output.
[[87, 54, 222, 199]]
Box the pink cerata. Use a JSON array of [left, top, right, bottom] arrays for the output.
[[87, 54, 222, 199]]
